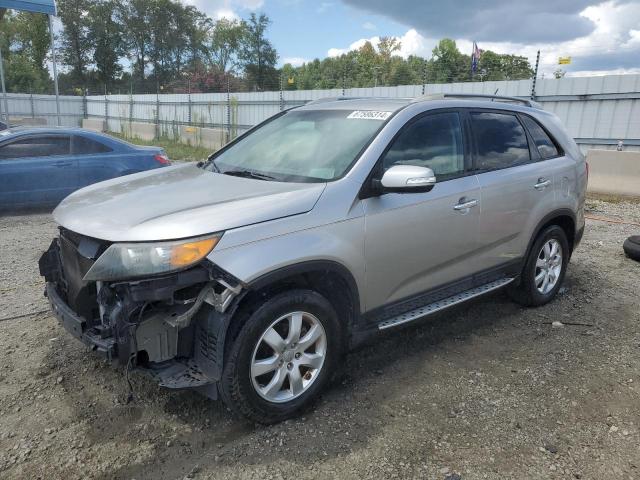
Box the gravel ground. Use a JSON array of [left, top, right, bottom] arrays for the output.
[[1, 197, 639, 480]]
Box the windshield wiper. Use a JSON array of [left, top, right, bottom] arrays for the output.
[[223, 169, 276, 181]]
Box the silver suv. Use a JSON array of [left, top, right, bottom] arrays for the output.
[[39, 94, 587, 423]]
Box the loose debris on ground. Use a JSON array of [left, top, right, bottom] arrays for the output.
[[1, 197, 639, 479]]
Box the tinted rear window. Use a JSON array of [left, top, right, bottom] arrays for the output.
[[471, 112, 530, 170], [521, 115, 559, 159], [73, 135, 112, 154]]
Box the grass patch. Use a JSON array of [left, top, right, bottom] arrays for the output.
[[108, 132, 213, 163]]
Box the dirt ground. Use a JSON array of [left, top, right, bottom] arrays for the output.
[[1, 197, 639, 480]]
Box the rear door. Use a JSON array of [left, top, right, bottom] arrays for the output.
[[470, 110, 556, 271], [72, 134, 119, 187], [0, 134, 76, 208], [362, 109, 482, 310]]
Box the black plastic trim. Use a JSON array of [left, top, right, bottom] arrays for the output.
[[248, 260, 361, 315], [360, 258, 522, 326]]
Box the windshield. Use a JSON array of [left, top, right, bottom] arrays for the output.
[[207, 109, 390, 182]]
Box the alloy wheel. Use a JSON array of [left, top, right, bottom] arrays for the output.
[[250, 311, 327, 403], [535, 238, 563, 294]]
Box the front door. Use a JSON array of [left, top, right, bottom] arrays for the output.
[[0, 134, 76, 208], [362, 110, 481, 311]]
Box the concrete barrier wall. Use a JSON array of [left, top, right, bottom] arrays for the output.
[[82, 118, 106, 132], [128, 122, 157, 141], [116, 121, 226, 151], [586, 150, 640, 196], [10, 116, 48, 126]]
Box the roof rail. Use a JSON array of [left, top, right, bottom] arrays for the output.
[[305, 96, 367, 105], [413, 93, 542, 109], [305, 96, 413, 106]]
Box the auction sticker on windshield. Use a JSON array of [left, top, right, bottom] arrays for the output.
[[347, 110, 393, 120]]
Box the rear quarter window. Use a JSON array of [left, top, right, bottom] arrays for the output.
[[520, 115, 560, 159], [73, 136, 113, 154]]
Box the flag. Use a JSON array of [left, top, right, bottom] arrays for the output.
[[471, 42, 483, 73]]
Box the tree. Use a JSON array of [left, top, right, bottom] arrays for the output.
[[206, 18, 246, 74], [57, 0, 94, 87], [429, 38, 470, 83], [0, 11, 52, 93], [554, 69, 566, 79], [89, 0, 126, 87], [240, 13, 278, 90]]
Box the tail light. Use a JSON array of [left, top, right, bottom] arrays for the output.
[[154, 153, 171, 165]]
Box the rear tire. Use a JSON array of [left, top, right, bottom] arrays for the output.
[[219, 289, 341, 424], [508, 225, 570, 307]]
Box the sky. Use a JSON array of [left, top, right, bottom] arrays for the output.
[[182, 0, 640, 77]]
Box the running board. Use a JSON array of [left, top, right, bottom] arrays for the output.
[[377, 277, 515, 330]]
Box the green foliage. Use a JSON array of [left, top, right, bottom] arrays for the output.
[[109, 132, 212, 162], [1, 1, 534, 95], [0, 11, 52, 92], [240, 13, 278, 90]]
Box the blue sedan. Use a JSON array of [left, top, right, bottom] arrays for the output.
[[0, 127, 171, 209]]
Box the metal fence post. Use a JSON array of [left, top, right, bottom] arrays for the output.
[[531, 50, 540, 100], [104, 86, 109, 131], [30, 90, 35, 118], [187, 78, 192, 125], [226, 76, 231, 142], [279, 74, 284, 111], [82, 89, 87, 120], [422, 60, 428, 96], [155, 82, 160, 139]]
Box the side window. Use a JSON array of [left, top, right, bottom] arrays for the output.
[[0, 136, 71, 159], [73, 136, 112, 155], [382, 112, 465, 177], [471, 112, 530, 170], [520, 115, 559, 159]]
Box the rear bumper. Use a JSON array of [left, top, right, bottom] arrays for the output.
[[45, 282, 117, 361]]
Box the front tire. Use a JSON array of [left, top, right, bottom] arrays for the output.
[[508, 225, 570, 307], [219, 289, 341, 424]]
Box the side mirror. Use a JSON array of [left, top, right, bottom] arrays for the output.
[[378, 165, 436, 193]]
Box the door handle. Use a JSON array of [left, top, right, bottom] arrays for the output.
[[534, 178, 551, 190], [453, 199, 478, 211], [54, 161, 72, 167]]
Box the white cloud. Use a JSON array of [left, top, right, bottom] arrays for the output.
[[327, 2, 640, 77], [181, 0, 263, 19], [212, 8, 240, 20], [362, 21, 377, 30], [327, 29, 435, 58], [282, 57, 308, 67]]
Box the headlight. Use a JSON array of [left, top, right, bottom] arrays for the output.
[[83, 234, 222, 281]]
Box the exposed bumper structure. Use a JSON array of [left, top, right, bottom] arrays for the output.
[[39, 231, 245, 398]]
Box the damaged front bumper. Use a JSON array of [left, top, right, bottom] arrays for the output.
[[39, 231, 245, 399]]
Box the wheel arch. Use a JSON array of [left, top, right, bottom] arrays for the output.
[[525, 209, 577, 263], [222, 260, 361, 360]]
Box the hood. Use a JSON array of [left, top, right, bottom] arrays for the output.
[[54, 163, 326, 242]]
